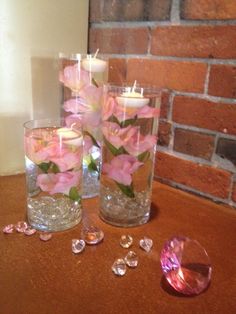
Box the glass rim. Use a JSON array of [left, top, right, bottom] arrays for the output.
[[58, 52, 107, 61], [23, 118, 82, 131]]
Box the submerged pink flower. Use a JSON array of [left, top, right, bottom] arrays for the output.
[[103, 155, 143, 186], [136, 105, 160, 119], [59, 64, 90, 93], [124, 130, 157, 156], [63, 98, 91, 114], [65, 114, 83, 128], [36, 171, 81, 195], [102, 122, 137, 149]]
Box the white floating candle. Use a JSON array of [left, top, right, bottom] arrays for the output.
[[57, 127, 83, 146], [116, 83, 149, 108], [82, 50, 107, 73]]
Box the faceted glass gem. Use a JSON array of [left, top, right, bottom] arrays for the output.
[[112, 258, 127, 276], [24, 227, 37, 236], [124, 251, 138, 268], [120, 235, 133, 248], [72, 239, 86, 254], [15, 221, 28, 233], [160, 236, 212, 295], [139, 237, 153, 252], [3, 224, 15, 234], [39, 233, 52, 241], [81, 226, 104, 245]]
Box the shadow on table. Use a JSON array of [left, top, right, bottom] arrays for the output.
[[150, 202, 159, 221]]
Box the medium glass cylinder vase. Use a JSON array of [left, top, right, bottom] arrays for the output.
[[59, 53, 107, 198], [24, 118, 83, 231], [100, 84, 161, 227]]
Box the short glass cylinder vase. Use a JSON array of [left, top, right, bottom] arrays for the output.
[[59, 52, 107, 198], [100, 84, 161, 227], [24, 118, 83, 232]]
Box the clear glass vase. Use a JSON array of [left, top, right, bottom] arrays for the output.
[[100, 84, 161, 227], [59, 53, 107, 198], [24, 118, 83, 232]]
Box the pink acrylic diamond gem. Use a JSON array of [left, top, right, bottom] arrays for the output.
[[15, 221, 28, 233], [24, 227, 37, 236], [3, 224, 15, 234], [160, 236, 212, 295], [39, 233, 52, 242]]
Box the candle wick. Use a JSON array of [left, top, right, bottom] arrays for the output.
[[93, 49, 99, 59], [132, 80, 137, 93]]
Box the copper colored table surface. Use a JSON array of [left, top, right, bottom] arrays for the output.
[[0, 174, 236, 314]]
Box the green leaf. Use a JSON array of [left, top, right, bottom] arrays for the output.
[[107, 115, 120, 125], [137, 151, 150, 162], [116, 182, 135, 198], [120, 115, 138, 128], [88, 156, 99, 172], [103, 137, 128, 156], [51, 163, 60, 173], [84, 131, 100, 148], [92, 77, 99, 88], [38, 162, 51, 173], [69, 187, 81, 202]]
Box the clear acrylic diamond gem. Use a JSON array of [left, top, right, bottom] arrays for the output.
[[81, 226, 104, 245], [120, 235, 133, 248], [140, 237, 153, 252], [112, 258, 127, 276], [124, 251, 138, 268], [3, 224, 15, 234], [72, 239, 85, 254], [39, 233, 52, 241], [15, 221, 28, 233], [24, 227, 37, 236]]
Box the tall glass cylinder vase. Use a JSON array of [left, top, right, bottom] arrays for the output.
[[100, 84, 161, 227], [59, 53, 107, 198]]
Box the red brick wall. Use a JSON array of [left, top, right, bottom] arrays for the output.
[[89, 0, 236, 208]]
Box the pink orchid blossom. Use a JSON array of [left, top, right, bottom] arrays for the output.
[[102, 155, 143, 186], [136, 105, 160, 119], [79, 85, 103, 111], [59, 64, 90, 93], [65, 114, 83, 128], [36, 171, 80, 195], [83, 135, 94, 156], [102, 96, 116, 121], [102, 122, 137, 149], [124, 131, 157, 156], [63, 98, 91, 114]]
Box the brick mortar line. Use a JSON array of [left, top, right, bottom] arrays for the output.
[[156, 145, 236, 173], [170, 0, 180, 25], [154, 176, 236, 208], [104, 54, 236, 65], [90, 20, 236, 28], [204, 64, 211, 95], [173, 91, 236, 104]]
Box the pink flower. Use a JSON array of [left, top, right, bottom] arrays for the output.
[[102, 122, 137, 149], [79, 85, 103, 111], [102, 96, 116, 121], [59, 64, 90, 93], [124, 130, 157, 156], [102, 155, 143, 186], [136, 105, 160, 119], [50, 149, 82, 172], [65, 114, 83, 128], [63, 98, 91, 114], [36, 171, 81, 195], [83, 135, 94, 156]]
